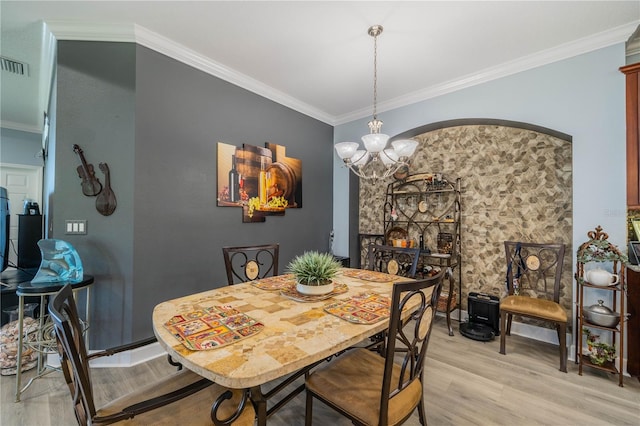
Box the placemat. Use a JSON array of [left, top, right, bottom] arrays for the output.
[[340, 269, 399, 282], [250, 274, 296, 290], [280, 282, 349, 302], [164, 306, 264, 350], [324, 292, 391, 324]]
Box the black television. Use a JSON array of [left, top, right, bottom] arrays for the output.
[[0, 187, 9, 272]]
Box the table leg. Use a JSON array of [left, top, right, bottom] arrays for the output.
[[445, 269, 454, 336], [36, 295, 47, 375], [85, 286, 91, 349], [14, 295, 24, 402], [250, 386, 267, 426]]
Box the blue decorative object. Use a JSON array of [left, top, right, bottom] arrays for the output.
[[31, 239, 83, 284]]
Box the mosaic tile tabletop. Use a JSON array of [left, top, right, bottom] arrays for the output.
[[152, 268, 422, 389], [164, 306, 264, 351]]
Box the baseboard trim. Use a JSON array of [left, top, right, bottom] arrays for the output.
[[47, 342, 167, 368]]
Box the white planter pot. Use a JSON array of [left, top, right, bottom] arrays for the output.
[[296, 281, 334, 295]]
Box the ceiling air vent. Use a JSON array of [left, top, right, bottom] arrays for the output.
[[1, 56, 28, 76]]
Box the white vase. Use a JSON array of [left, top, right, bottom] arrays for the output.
[[296, 280, 334, 295]]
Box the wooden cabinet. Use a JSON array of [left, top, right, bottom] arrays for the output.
[[383, 173, 461, 335], [621, 63, 640, 208], [575, 226, 625, 386], [626, 267, 640, 377]]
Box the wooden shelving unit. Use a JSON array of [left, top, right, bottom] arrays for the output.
[[575, 226, 626, 387]]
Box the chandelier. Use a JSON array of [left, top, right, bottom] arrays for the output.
[[334, 25, 418, 180]]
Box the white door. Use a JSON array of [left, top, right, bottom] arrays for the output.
[[0, 163, 43, 267]]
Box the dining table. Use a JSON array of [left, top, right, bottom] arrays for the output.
[[152, 268, 422, 425]]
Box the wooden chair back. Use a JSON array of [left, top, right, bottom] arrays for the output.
[[504, 241, 565, 302], [49, 284, 98, 425], [380, 270, 445, 424], [367, 243, 421, 278], [222, 243, 279, 285]]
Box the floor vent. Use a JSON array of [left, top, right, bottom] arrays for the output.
[[1, 56, 28, 76]]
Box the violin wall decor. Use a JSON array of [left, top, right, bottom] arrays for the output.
[[72, 144, 117, 216], [73, 144, 102, 197]]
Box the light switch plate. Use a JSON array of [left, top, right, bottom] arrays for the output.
[[65, 220, 87, 235]]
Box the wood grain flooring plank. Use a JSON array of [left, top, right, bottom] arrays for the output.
[[2, 320, 638, 425]]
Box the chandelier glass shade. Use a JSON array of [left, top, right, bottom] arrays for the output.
[[335, 25, 418, 180]]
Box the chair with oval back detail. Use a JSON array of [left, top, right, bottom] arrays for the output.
[[49, 284, 255, 425], [499, 241, 567, 372], [304, 270, 445, 425], [222, 243, 279, 285], [367, 243, 421, 278]]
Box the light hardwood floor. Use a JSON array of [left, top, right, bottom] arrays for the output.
[[2, 319, 639, 425]]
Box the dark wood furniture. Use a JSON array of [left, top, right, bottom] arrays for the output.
[[621, 62, 640, 381], [626, 267, 640, 377], [222, 243, 279, 285], [304, 271, 444, 426], [499, 241, 567, 372], [49, 284, 255, 425], [621, 63, 640, 208]]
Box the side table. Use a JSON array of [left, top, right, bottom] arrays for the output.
[[15, 275, 94, 402]]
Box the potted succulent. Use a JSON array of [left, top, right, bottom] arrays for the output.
[[287, 251, 342, 295]]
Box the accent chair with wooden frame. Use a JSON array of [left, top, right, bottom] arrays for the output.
[[222, 243, 279, 285], [304, 270, 445, 426], [367, 243, 421, 278], [499, 241, 568, 372], [49, 284, 255, 425]]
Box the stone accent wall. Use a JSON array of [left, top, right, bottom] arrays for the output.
[[359, 124, 573, 324]]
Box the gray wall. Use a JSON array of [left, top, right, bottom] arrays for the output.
[[55, 41, 334, 347]]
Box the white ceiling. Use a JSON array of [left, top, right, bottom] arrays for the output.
[[1, 1, 639, 133]]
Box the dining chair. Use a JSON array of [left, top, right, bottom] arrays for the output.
[[499, 241, 567, 372], [304, 270, 445, 426], [367, 243, 421, 278], [49, 284, 255, 425], [222, 243, 279, 285]]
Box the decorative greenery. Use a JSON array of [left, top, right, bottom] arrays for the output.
[[286, 251, 341, 286], [577, 240, 628, 263], [583, 327, 615, 366], [589, 341, 616, 366]]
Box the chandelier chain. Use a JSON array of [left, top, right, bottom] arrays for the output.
[[372, 30, 378, 120]]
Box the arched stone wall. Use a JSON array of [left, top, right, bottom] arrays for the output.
[[358, 120, 573, 321]]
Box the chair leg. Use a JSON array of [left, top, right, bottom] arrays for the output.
[[557, 322, 567, 373], [499, 311, 508, 355], [305, 390, 313, 426], [506, 312, 512, 336], [417, 396, 427, 425]]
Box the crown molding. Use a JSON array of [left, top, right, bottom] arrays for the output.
[[47, 21, 334, 125], [1, 120, 41, 134], [335, 20, 640, 125], [46, 20, 639, 127]]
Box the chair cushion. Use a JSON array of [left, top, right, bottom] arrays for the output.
[[97, 368, 255, 425], [500, 295, 567, 323], [306, 348, 422, 426]]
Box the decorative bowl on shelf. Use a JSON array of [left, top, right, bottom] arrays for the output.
[[583, 300, 620, 327]]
